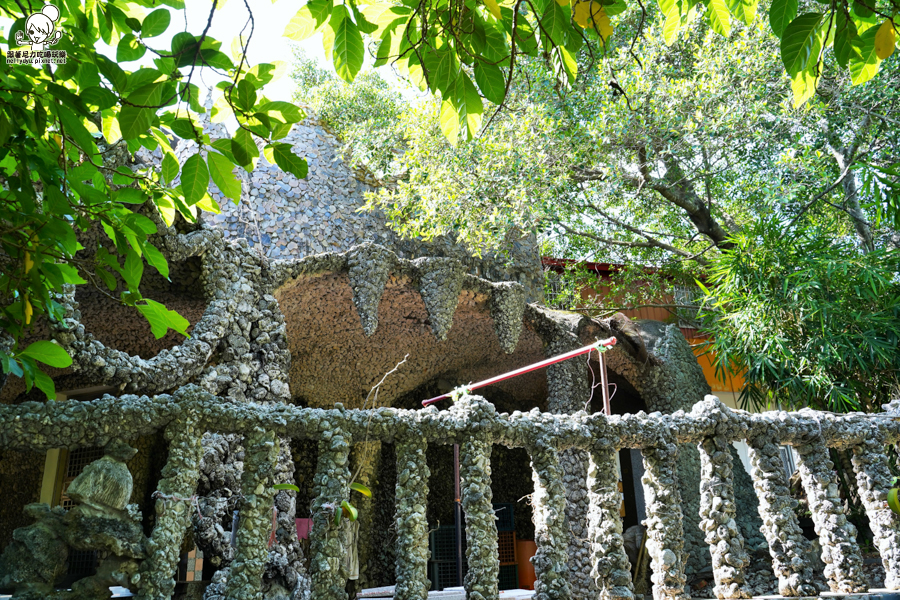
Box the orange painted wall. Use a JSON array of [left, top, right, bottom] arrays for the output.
[[565, 275, 746, 394]]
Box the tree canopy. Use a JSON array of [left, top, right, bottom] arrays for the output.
[[0, 0, 309, 397]]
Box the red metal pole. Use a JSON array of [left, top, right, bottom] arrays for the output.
[[422, 337, 617, 406]]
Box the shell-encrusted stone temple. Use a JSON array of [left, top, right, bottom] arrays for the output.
[[1, 104, 893, 600]]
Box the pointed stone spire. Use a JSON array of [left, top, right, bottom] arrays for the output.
[[414, 257, 465, 341], [347, 243, 396, 336], [490, 282, 526, 354]]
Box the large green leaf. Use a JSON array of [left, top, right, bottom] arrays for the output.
[[265, 143, 309, 179], [458, 73, 484, 140], [474, 61, 506, 104], [117, 33, 146, 62], [231, 128, 259, 169], [142, 9, 171, 38], [207, 151, 242, 202], [440, 81, 460, 145], [780, 13, 823, 76], [834, 9, 859, 68], [540, 1, 568, 46], [725, 0, 757, 25], [707, 0, 732, 36], [769, 0, 798, 36], [285, 5, 322, 40], [331, 5, 365, 82], [136, 299, 190, 339], [181, 153, 210, 205], [849, 24, 882, 84], [162, 152, 179, 185], [20, 341, 73, 368], [424, 46, 460, 94]]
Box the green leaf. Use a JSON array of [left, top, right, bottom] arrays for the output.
[[117, 33, 146, 62], [170, 118, 202, 140], [118, 105, 152, 140], [123, 248, 144, 288], [274, 483, 301, 491], [265, 143, 309, 179], [136, 299, 190, 339], [235, 80, 257, 113], [780, 13, 824, 76], [769, 0, 798, 36], [707, 0, 731, 36], [33, 368, 56, 400], [181, 154, 210, 205], [144, 243, 170, 279], [849, 24, 882, 84], [540, 1, 568, 46], [331, 5, 365, 82], [341, 500, 359, 521], [208, 151, 243, 201], [424, 46, 460, 94], [790, 66, 819, 107], [459, 73, 484, 140], [59, 111, 97, 156], [20, 341, 73, 368], [440, 83, 460, 145], [350, 482, 372, 497], [285, 1, 330, 40], [142, 9, 171, 38], [834, 10, 859, 68], [115, 188, 146, 204], [259, 101, 305, 124], [725, 0, 757, 25], [662, 10, 681, 45], [231, 128, 259, 170], [474, 61, 506, 104], [162, 152, 179, 185]]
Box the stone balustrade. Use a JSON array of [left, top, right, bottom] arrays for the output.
[[2, 386, 899, 600]]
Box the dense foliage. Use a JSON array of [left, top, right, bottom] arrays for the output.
[[284, 0, 900, 144], [0, 0, 308, 398], [700, 222, 900, 412], [292, 4, 900, 411]]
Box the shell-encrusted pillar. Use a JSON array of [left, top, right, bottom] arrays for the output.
[[697, 435, 751, 599], [347, 243, 395, 336], [588, 447, 634, 600], [308, 423, 352, 600], [546, 335, 594, 598], [459, 436, 499, 600], [852, 430, 900, 589], [414, 257, 465, 341], [530, 439, 571, 600], [489, 282, 526, 354], [394, 435, 431, 600], [794, 439, 867, 593], [640, 435, 689, 600], [136, 417, 204, 600], [224, 429, 281, 600], [746, 433, 816, 596]]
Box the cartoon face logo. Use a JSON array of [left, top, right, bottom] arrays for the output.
[[14, 4, 63, 51]]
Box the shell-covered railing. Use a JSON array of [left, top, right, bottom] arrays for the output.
[[2, 386, 900, 600]]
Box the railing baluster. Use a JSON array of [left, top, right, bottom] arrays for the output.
[[746, 434, 816, 597], [224, 429, 281, 600], [795, 439, 867, 593], [394, 436, 431, 600], [530, 439, 571, 600], [697, 435, 751, 599], [136, 418, 204, 600], [459, 436, 499, 600], [308, 425, 352, 600], [852, 430, 900, 590], [640, 437, 689, 600], [588, 447, 634, 600]]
